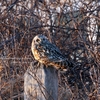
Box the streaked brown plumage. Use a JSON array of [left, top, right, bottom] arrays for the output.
[[31, 34, 71, 71]]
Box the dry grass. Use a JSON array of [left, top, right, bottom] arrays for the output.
[[0, 0, 100, 100]]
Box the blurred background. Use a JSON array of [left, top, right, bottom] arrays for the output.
[[0, 0, 100, 100]]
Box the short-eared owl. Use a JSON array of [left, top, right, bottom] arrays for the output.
[[31, 34, 71, 71]]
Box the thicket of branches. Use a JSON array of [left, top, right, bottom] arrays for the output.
[[0, 0, 100, 100]]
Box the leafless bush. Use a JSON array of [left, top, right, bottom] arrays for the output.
[[0, 0, 100, 100]]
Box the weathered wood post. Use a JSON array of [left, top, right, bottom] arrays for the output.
[[24, 61, 58, 100]]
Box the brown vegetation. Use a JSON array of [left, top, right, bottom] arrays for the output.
[[0, 0, 100, 100]]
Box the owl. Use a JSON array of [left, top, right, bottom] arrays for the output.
[[31, 34, 71, 71]]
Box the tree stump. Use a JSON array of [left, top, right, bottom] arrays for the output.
[[24, 61, 58, 100]]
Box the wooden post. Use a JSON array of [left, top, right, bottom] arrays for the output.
[[24, 61, 58, 100]]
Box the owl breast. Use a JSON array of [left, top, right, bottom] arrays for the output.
[[33, 49, 40, 61], [32, 46, 50, 65]]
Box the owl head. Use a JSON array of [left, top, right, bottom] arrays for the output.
[[32, 34, 49, 44], [31, 34, 49, 50]]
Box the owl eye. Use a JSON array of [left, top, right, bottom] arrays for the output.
[[36, 38, 40, 42], [43, 38, 45, 41]]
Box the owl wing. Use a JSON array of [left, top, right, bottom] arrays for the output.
[[45, 43, 72, 69], [44, 42, 66, 62]]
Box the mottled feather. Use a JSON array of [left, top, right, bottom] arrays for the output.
[[31, 34, 71, 71]]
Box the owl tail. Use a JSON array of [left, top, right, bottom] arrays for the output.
[[54, 60, 73, 72]]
